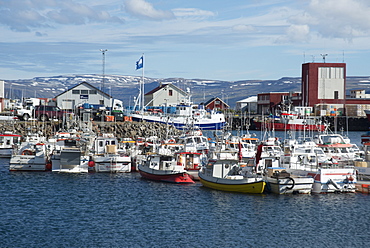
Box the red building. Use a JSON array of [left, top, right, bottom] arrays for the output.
[[302, 62, 370, 116], [257, 92, 301, 114], [204, 97, 229, 111], [301, 63, 346, 107]]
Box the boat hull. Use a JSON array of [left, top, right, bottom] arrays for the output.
[[254, 121, 326, 131], [138, 164, 194, 184], [288, 168, 356, 193], [9, 155, 49, 171], [0, 148, 13, 158], [265, 176, 313, 194], [91, 155, 131, 173], [130, 114, 225, 130], [198, 173, 265, 193]]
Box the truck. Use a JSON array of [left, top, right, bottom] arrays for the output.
[[76, 99, 124, 122], [14, 98, 46, 121]]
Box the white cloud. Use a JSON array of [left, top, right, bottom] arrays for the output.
[[172, 8, 216, 19], [124, 0, 175, 20], [284, 24, 310, 42], [290, 0, 370, 40], [232, 24, 255, 32], [0, 0, 124, 32]]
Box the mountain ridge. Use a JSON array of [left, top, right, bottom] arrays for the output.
[[3, 74, 370, 108]]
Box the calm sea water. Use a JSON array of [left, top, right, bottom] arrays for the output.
[[1, 131, 369, 248]]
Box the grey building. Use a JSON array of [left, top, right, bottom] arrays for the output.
[[55, 82, 112, 110], [144, 83, 189, 107]]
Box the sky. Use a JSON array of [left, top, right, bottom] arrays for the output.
[[1, 0, 370, 81]]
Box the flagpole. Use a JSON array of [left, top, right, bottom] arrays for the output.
[[141, 53, 145, 113]]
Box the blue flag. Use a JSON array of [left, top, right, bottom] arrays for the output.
[[136, 56, 143, 70]]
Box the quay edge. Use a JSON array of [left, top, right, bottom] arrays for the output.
[[227, 115, 370, 131]]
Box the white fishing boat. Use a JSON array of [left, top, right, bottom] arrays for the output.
[[128, 97, 225, 130], [90, 134, 131, 173], [280, 137, 357, 193], [51, 138, 89, 173], [9, 142, 52, 171], [0, 132, 22, 158], [264, 167, 314, 194], [314, 133, 362, 165], [255, 141, 314, 194]]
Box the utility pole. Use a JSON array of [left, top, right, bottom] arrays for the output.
[[100, 49, 108, 92]]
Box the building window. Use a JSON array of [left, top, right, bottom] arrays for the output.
[[81, 90, 88, 94], [89, 90, 97, 94], [169, 90, 173, 96], [215, 100, 220, 105], [319, 67, 344, 79], [99, 100, 104, 105], [334, 91, 338, 99], [72, 90, 80, 94]]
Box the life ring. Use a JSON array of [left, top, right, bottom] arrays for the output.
[[22, 149, 33, 155]]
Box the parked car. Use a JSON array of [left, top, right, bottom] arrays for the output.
[[33, 105, 73, 121], [14, 106, 34, 121]]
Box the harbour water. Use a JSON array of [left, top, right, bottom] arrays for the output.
[[0, 131, 369, 247]]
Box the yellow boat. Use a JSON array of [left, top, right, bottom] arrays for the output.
[[198, 158, 265, 194]]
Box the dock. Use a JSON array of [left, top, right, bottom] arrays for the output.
[[356, 180, 370, 194]]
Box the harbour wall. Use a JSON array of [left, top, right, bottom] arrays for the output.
[[0, 121, 181, 140], [228, 116, 370, 131]]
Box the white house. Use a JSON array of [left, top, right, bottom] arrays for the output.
[[55, 82, 112, 110], [235, 96, 257, 112], [144, 83, 189, 107]]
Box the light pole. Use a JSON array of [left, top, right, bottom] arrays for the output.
[[100, 49, 108, 122], [100, 49, 108, 92]]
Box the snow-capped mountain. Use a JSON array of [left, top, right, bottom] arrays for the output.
[[3, 74, 370, 108]]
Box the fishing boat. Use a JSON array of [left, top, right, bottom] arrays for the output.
[[127, 98, 226, 130], [9, 142, 52, 171], [138, 153, 194, 183], [254, 111, 326, 131], [51, 138, 89, 173], [0, 132, 22, 158], [354, 142, 370, 181], [361, 130, 370, 144], [280, 137, 357, 193], [90, 134, 131, 173], [198, 157, 265, 193], [314, 133, 363, 164], [256, 140, 314, 194], [264, 167, 314, 194]]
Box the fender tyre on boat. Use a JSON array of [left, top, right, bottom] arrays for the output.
[[285, 177, 295, 190]]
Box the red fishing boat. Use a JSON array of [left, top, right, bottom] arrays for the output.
[[138, 153, 194, 184], [254, 111, 326, 131]]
